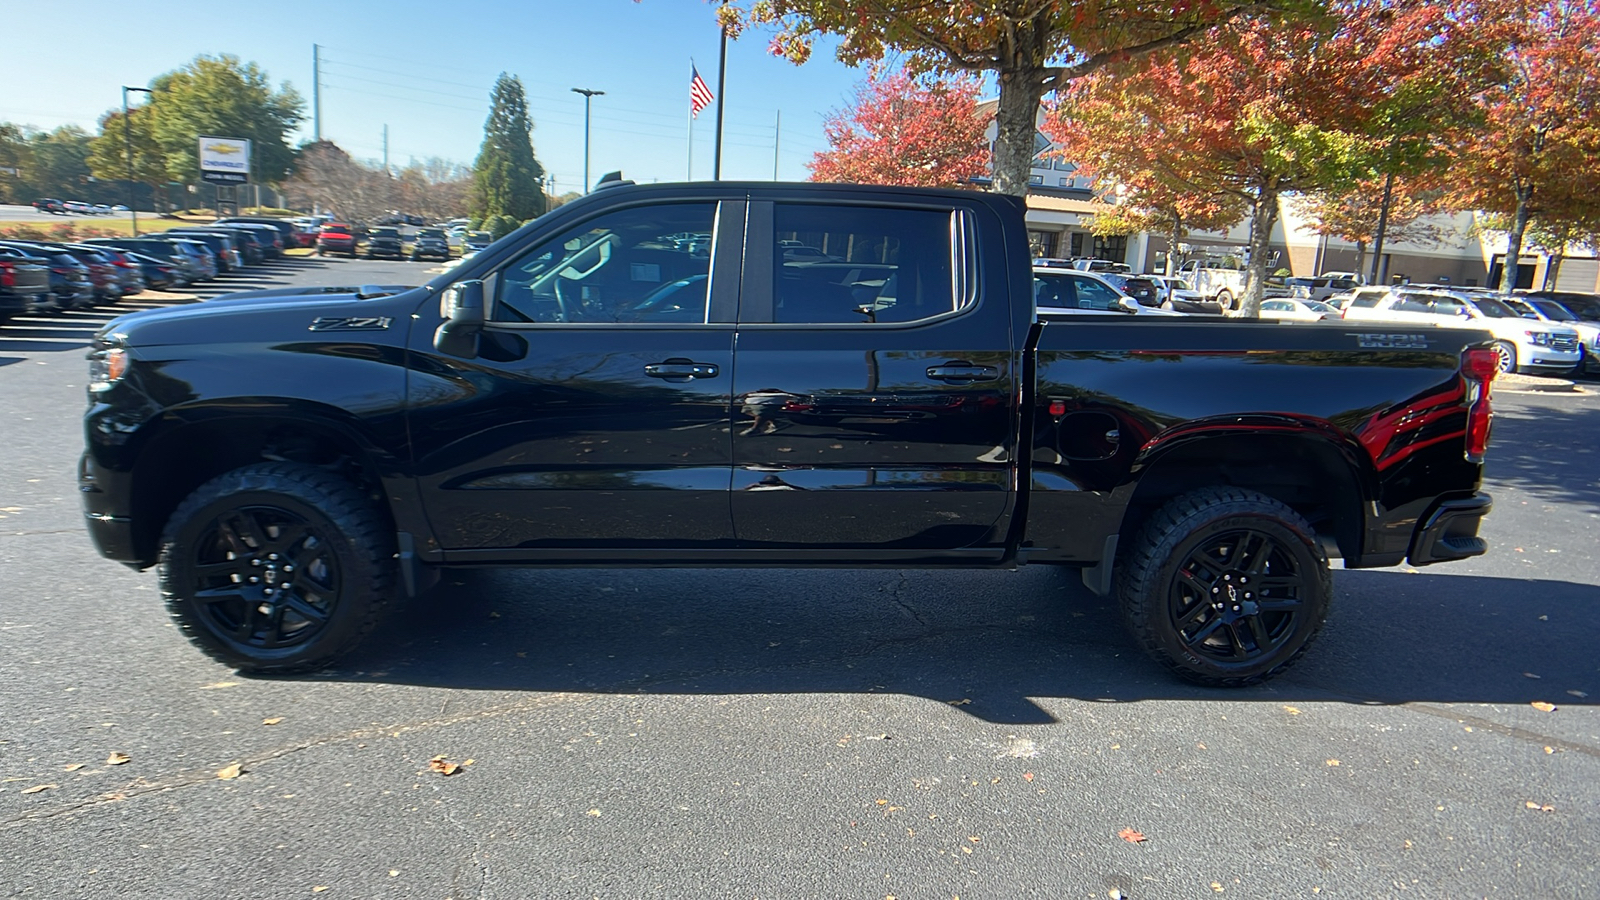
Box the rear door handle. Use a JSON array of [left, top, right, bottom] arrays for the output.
[[926, 364, 1000, 383], [645, 360, 720, 380]]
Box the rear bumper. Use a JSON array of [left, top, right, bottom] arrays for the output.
[[1408, 492, 1491, 566]]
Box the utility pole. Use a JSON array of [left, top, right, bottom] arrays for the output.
[[312, 44, 322, 143], [121, 86, 153, 235], [571, 88, 604, 193], [773, 110, 781, 180], [713, 28, 727, 180]]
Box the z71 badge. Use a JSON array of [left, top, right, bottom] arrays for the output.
[[1349, 332, 1430, 350], [309, 316, 393, 332]]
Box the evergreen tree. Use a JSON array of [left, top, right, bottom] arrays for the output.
[[473, 73, 547, 222]]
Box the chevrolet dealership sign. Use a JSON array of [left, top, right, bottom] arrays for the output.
[[198, 136, 251, 184]]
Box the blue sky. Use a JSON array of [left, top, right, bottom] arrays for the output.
[[0, 0, 875, 192]]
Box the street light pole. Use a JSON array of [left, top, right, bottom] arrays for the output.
[[122, 86, 153, 235], [571, 87, 604, 193]]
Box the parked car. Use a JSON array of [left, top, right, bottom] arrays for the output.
[[219, 223, 285, 259], [71, 245, 144, 299], [81, 180, 1497, 687], [160, 238, 218, 281], [1503, 296, 1599, 374], [1258, 298, 1340, 322], [205, 226, 267, 265], [1098, 272, 1161, 307], [317, 223, 358, 257], [365, 226, 405, 259], [1342, 286, 1580, 374], [410, 228, 451, 261], [52, 244, 124, 303], [32, 198, 67, 215], [0, 241, 94, 310], [1071, 258, 1130, 274], [211, 217, 296, 256], [122, 251, 180, 291], [1034, 267, 1184, 317], [163, 230, 244, 272], [1519, 290, 1600, 323], [0, 244, 53, 327], [1146, 275, 1211, 314], [462, 231, 493, 256], [91, 204, 114, 216], [82, 238, 202, 287]]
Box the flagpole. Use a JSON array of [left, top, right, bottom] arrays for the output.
[[687, 60, 695, 181], [713, 27, 727, 180]]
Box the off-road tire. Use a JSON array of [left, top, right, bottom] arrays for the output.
[[1117, 486, 1331, 687], [158, 462, 396, 674]]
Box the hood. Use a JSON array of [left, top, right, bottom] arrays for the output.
[[100, 287, 428, 348]]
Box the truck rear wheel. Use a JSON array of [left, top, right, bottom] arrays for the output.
[[158, 462, 397, 674], [1215, 290, 1234, 313], [1117, 487, 1330, 687]]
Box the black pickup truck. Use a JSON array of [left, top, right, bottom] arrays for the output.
[[81, 181, 1496, 686]]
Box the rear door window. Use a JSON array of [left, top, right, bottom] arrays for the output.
[[771, 204, 958, 324]]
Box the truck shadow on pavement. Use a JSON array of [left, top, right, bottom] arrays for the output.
[[1486, 398, 1600, 516], [325, 565, 1598, 724]]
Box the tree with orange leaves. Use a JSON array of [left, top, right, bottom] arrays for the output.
[[1441, 0, 1600, 293], [809, 71, 990, 188], [1045, 0, 1484, 314]]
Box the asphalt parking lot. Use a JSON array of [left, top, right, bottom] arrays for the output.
[[2, 262, 1597, 898]]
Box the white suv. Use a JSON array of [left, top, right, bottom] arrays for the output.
[[1343, 287, 1581, 374]]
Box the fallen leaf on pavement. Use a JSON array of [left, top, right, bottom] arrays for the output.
[[105, 752, 130, 766], [200, 681, 240, 690], [1118, 828, 1148, 844], [262, 718, 284, 726], [428, 756, 460, 776], [216, 764, 242, 780], [1524, 801, 1555, 812], [1283, 706, 1301, 715], [1211, 881, 1225, 892], [21, 784, 56, 795], [63, 763, 85, 772], [1523, 672, 1541, 679], [1567, 690, 1588, 698], [945, 698, 971, 706], [312, 888, 328, 894], [1023, 772, 1034, 782], [586, 808, 601, 817], [1531, 701, 1557, 712], [1326, 759, 1341, 767]]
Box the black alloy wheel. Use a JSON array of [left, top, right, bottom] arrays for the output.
[[184, 505, 340, 653], [1117, 487, 1331, 686], [160, 463, 396, 673], [1166, 528, 1304, 666]]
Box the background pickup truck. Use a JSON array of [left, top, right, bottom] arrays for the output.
[[82, 181, 1496, 687]]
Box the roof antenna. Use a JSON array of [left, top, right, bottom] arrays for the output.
[[595, 171, 632, 190]]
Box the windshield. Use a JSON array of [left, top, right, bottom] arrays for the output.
[[1467, 297, 1519, 318], [1305, 301, 1336, 312], [1530, 300, 1577, 321]]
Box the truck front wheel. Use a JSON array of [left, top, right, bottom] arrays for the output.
[[1215, 290, 1234, 313], [1117, 487, 1331, 687], [157, 462, 397, 674]]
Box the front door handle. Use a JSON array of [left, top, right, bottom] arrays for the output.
[[645, 359, 720, 380], [926, 364, 1000, 383]]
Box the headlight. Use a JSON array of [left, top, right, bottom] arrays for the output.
[[1526, 331, 1552, 346], [88, 347, 128, 391]]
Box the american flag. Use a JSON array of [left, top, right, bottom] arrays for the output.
[[690, 65, 715, 118]]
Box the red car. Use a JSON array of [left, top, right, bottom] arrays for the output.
[[316, 224, 358, 258]]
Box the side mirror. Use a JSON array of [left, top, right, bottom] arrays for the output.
[[1119, 297, 1141, 313], [433, 280, 485, 359]]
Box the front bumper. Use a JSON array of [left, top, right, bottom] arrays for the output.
[[1408, 492, 1491, 566]]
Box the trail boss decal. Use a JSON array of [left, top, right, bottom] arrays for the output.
[[1349, 332, 1430, 350], [309, 316, 393, 332]]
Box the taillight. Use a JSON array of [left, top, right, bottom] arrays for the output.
[[1462, 347, 1496, 460], [0, 261, 14, 287]]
